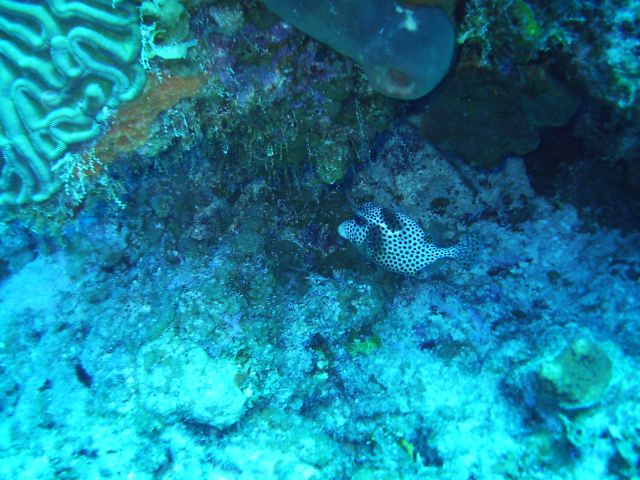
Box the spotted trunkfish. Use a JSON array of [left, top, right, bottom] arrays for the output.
[[338, 202, 478, 277]]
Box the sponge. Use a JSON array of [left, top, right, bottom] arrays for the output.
[[263, 0, 455, 100]]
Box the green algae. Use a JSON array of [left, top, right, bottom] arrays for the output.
[[534, 338, 613, 410]]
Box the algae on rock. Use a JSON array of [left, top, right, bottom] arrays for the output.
[[533, 338, 613, 410]]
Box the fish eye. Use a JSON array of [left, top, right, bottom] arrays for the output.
[[355, 215, 367, 227]]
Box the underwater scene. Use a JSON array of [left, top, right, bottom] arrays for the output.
[[1, 0, 639, 478]]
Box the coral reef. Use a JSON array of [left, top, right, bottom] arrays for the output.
[[0, 0, 145, 205], [420, 63, 579, 168], [139, 0, 198, 61], [0, 1, 639, 479], [454, 0, 640, 201], [458, 0, 640, 116], [3, 114, 639, 477]]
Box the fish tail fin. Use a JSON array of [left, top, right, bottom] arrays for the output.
[[454, 231, 480, 267]]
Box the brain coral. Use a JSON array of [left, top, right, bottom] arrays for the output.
[[0, 0, 146, 205]]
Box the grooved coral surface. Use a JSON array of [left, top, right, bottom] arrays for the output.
[[0, 0, 146, 205]]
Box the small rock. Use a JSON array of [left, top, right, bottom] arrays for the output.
[[136, 337, 247, 427], [533, 338, 612, 410]]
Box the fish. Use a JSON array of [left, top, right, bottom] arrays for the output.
[[337, 202, 477, 277]]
